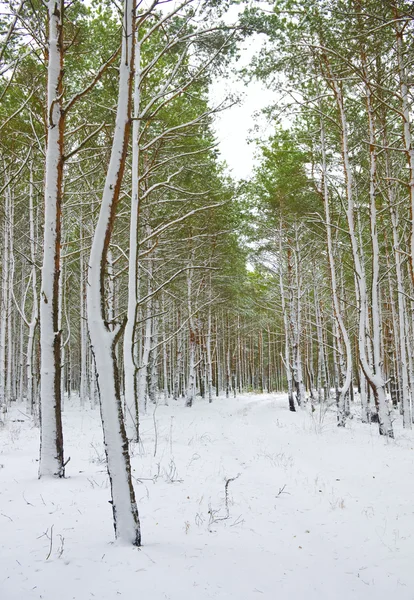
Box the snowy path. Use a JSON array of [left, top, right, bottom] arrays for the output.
[[1, 394, 414, 599]]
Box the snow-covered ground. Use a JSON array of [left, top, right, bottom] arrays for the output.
[[1, 394, 414, 599]]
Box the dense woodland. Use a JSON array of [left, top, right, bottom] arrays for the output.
[[1, 0, 414, 545]]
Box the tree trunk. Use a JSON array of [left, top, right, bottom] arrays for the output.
[[87, 0, 140, 546], [39, 0, 65, 477]]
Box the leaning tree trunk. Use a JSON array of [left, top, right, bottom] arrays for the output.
[[87, 0, 140, 546], [39, 0, 65, 478]]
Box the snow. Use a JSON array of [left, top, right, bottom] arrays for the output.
[[1, 394, 414, 599]]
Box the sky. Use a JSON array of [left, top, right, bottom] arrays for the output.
[[99, 0, 277, 181], [210, 67, 276, 181], [142, 0, 277, 182], [208, 10, 277, 181]]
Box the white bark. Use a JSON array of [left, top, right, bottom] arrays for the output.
[[289, 230, 305, 407], [162, 295, 169, 405], [186, 256, 196, 407], [278, 226, 295, 411], [89, 347, 97, 409], [320, 115, 352, 426], [173, 314, 183, 400], [18, 273, 25, 402], [149, 303, 158, 404], [87, 0, 140, 546], [330, 74, 393, 437], [314, 284, 326, 404], [39, 0, 65, 477], [389, 187, 411, 426], [58, 258, 64, 411], [206, 301, 213, 403], [0, 183, 9, 409], [27, 161, 38, 416], [137, 259, 153, 415], [6, 197, 14, 403], [79, 214, 87, 409], [124, 39, 141, 440]]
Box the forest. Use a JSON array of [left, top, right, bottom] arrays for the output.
[[1, 1, 414, 598]]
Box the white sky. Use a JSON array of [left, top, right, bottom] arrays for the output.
[[210, 66, 276, 181], [141, 1, 277, 181], [138, 1, 278, 180], [208, 10, 277, 181]]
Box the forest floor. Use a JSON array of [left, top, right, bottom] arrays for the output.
[[1, 393, 414, 600]]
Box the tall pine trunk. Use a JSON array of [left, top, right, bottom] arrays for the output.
[[39, 0, 65, 478], [87, 0, 141, 546]]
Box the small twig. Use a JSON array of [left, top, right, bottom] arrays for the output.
[[153, 406, 158, 458], [17, 409, 30, 419], [57, 534, 64, 558], [46, 525, 54, 560], [209, 473, 241, 525], [170, 416, 174, 455], [22, 492, 34, 506], [90, 443, 105, 465], [230, 515, 245, 527], [1, 513, 13, 522], [224, 474, 241, 517], [275, 484, 289, 499], [163, 459, 183, 484], [134, 463, 161, 485]]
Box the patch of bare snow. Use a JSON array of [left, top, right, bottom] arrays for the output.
[[1, 393, 414, 599]]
